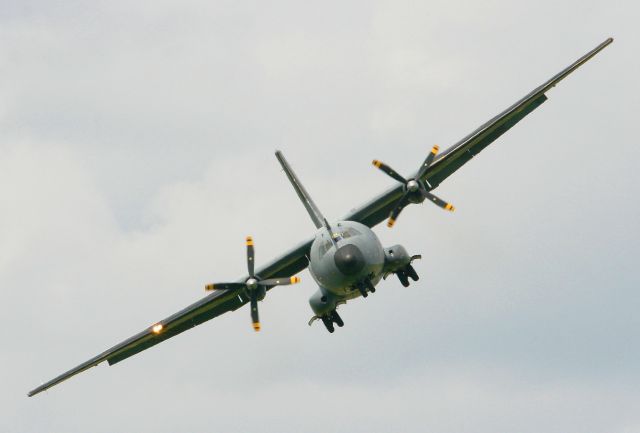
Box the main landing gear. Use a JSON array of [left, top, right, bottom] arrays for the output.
[[309, 307, 345, 333], [396, 263, 419, 287], [320, 310, 344, 333]]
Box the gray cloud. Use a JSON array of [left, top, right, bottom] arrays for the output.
[[1, 1, 638, 432]]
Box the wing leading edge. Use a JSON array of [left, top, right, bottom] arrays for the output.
[[28, 38, 612, 397], [345, 37, 613, 228], [28, 238, 312, 397]]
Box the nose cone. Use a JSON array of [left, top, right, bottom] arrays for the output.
[[334, 244, 365, 276]]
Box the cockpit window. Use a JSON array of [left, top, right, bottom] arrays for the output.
[[318, 227, 362, 256], [342, 227, 361, 238]]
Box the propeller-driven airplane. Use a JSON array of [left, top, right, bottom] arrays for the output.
[[28, 38, 613, 397]]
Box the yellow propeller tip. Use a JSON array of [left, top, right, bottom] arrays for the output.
[[246, 236, 254, 246], [387, 218, 395, 228], [290, 276, 301, 284], [372, 160, 381, 167], [445, 204, 455, 211], [205, 284, 215, 291], [252, 322, 261, 331]]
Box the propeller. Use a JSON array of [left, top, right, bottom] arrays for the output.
[[204, 236, 301, 331], [372, 145, 455, 228]]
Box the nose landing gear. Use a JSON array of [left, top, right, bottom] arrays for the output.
[[355, 277, 376, 298]]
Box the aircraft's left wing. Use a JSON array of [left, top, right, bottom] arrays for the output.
[[28, 238, 312, 397], [345, 38, 613, 228]]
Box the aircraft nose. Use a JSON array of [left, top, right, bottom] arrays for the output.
[[334, 244, 365, 276]]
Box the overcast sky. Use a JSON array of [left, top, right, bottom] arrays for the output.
[[1, 1, 638, 432]]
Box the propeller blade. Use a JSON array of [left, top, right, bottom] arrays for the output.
[[250, 292, 260, 331], [422, 190, 455, 211], [259, 276, 301, 286], [205, 282, 247, 291], [417, 145, 439, 179], [387, 192, 410, 228], [372, 160, 407, 184], [246, 236, 255, 277]]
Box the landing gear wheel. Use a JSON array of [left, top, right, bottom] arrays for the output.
[[365, 279, 376, 293], [331, 310, 344, 327], [406, 264, 419, 281], [397, 271, 410, 287], [321, 316, 335, 333]]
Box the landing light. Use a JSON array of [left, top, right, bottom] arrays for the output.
[[152, 323, 164, 334]]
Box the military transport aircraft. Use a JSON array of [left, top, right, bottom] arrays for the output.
[[28, 38, 613, 397]]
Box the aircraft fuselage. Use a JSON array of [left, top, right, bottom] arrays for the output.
[[308, 220, 385, 296], [306, 220, 416, 321]]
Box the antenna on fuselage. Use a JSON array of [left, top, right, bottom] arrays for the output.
[[275, 151, 335, 241]]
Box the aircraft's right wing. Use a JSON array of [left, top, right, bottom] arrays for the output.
[[27, 237, 312, 397], [345, 37, 613, 228]]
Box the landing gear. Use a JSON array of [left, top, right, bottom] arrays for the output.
[[396, 264, 419, 287], [397, 270, 410, 287], [355, 277, 376, 298], [317, 310, 344, 333], [321, 316, 335, 333], [383, 247, 421, 288], [331, 310, 344, 327], [406, 264, 419, 281], [365, 279, 376, 293]]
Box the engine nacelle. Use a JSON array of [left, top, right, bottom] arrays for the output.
[[382, 244, 421, 286], [309, 287, 339, 317], [255, 285, 266, 301], [383, 244, 412, 274]]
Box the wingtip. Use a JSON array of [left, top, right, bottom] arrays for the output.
[[27, 386, 42, 397], [274, 150, 287, 167], [598, 37, 614, 49]]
